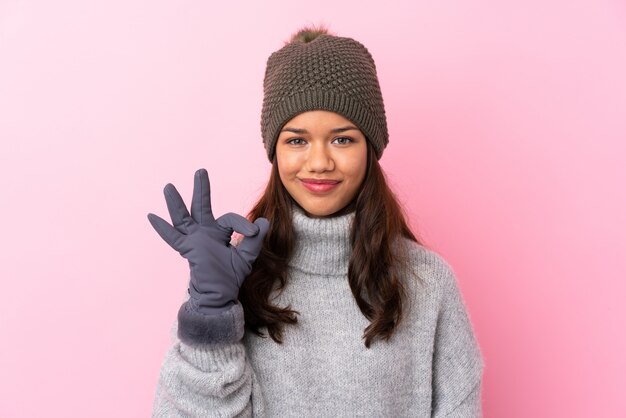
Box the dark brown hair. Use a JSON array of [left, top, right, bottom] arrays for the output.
[[239, 143, 427, 348]]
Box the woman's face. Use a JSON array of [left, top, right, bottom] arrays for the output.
[[275, 110, 368, 217]]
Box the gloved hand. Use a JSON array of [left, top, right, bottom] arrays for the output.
[[147, 168, 269, 315]]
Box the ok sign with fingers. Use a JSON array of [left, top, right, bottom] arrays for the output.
[[147, 168, 270, 315]]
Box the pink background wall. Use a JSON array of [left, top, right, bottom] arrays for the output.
[[1, 0, 625, 416]]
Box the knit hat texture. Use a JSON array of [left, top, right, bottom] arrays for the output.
[[260, 32, 389, 162]]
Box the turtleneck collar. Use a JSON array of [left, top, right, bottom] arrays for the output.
[[288, 204, 354, 276]]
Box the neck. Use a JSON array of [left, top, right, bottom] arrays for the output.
[[289, 204, 354, 276]]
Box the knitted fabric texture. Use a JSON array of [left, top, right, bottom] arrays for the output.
[[152, 205, 485, 417], [260, 33, 389, 162]]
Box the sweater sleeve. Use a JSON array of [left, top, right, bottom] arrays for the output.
[[431, 261, 485, 418], [151, 293, 267, 417]]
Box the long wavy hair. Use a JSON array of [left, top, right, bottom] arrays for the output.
[[239, 142, 427, 348]]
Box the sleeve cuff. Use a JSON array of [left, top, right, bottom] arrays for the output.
[[177, 300, 245, 346]]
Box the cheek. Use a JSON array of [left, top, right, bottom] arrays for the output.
[[342, 150, 367, 182], [276, 155, 303, 203], [276, 150, 299, 180]]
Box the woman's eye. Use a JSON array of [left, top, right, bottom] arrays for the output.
[[333, 136, 354, 145], [287, 138, 306, 145]]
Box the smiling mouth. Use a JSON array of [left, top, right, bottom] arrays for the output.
[[300, 178, 341, 185], [299, 178, 341, 193]]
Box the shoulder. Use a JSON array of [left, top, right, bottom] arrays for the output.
[[399, 238, 458, 291], [400, 239, 479, 329]]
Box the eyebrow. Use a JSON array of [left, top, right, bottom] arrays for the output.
[[280, 126, 359, 134]]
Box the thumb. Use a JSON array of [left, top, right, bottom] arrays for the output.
[[236, 217, 270, 266]]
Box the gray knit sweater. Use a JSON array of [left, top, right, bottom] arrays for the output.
[[152, 206, 485, 417]]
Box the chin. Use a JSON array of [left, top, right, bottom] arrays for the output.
[[297, 202, 348, 218], [302, 208, 334, 218]]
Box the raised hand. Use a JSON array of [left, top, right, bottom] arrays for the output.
[[147, 168, 269, 314]]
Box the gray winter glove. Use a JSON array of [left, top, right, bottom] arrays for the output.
[[147, 168, 269, 315]]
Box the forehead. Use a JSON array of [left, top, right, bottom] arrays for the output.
[[283, 110, 357, 128]]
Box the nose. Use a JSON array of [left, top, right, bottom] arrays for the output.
[[305, 142, 334, 173]]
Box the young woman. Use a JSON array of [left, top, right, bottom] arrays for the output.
[[148, 26, 484, 417]]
